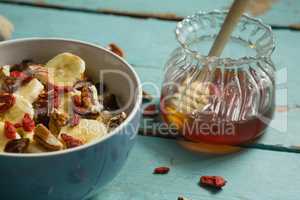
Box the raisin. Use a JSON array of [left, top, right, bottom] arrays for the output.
[[4, 138, 30, 153]]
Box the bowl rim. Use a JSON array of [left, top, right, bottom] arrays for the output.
[[0, 37, 143, 157]]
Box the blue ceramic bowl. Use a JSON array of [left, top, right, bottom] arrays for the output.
[[0, 38, 142, 200]]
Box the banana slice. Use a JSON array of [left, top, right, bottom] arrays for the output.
[[0, 122, 10, 151], [45, 53, 85, 88], [59, 119, 107, 144], [15, 78, 44, 103], [3, 94, 34, 123], [0, 65, 10, 76]]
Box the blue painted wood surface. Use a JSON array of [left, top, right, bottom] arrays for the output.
[[4, 0, 300, 26], [94, 136, 300, 200], [0, 3, 299, 150]]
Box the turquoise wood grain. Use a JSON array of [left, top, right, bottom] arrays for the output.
[[0, 4, 300, 149], [4, 0, 300, 26], [93, 136, 300, 200]]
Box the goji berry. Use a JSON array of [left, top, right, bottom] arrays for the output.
[[22, 113, 35, 132], [10, 71, 32, 84], [143, 104, 159, 116], [10, 71, 26, 78], [153, 167, 170, 174], [200, 176, 226, 189], [61, 133, 83, 148], [4, 121, 17, 139]]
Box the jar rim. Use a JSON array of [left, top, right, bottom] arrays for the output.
[[175, 10, 275, 66]]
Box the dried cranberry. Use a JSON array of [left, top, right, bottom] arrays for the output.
[[153, 167, 170, 174], [0, 93, 15, 113], [61, 133, 83, 148], [200, 176, 226, 189], [4, 121, 17, 139], [22, 113, 35, 132]]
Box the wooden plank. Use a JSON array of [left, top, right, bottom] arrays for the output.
[[0, 3, 300, 150], [2, 0, 300, 26], [93, 136, 300, 200]]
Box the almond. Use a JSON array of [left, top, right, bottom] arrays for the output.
[[34, 124, 63, 151]]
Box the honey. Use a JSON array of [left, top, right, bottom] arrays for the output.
[[160, 69, 275, 146]]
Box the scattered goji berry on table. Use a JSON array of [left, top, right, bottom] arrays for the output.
[[22, 113, 35, 132], [200, 176, 226, 189], [4, 121, 17, 139], [143, 104, 159, 116], [153, 167, 170, 174]]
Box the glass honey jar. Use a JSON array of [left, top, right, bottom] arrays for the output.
[[160, 11, 275, 149]]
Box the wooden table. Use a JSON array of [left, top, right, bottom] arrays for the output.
[[1, 0, 300, 199]]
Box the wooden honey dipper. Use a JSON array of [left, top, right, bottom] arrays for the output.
[[174, 0, 252, 154]]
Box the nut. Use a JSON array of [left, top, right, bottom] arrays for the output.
[[51, 109, 69, 127], [81, 86, 93, 108], [34, 124, 63, 151], [49, 109, 69, 136], [108, 112, 127, 129], [25, 141, 47, 153], [4, 138, 30, 153], [0, 92, 15, 113], [107, 43, 124, 57]]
